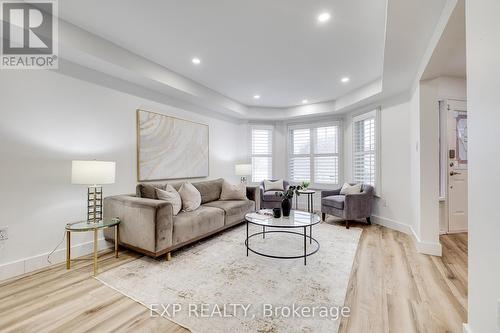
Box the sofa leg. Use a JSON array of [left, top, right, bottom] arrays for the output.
[[367, 216, 372, 225], [321, 213, 326, 221], [346, 220, 350, 229], [166, 252, 172, 261]]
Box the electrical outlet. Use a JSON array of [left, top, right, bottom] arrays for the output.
[[0, 226, 8, 241]]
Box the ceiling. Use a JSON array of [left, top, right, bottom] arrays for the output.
[[59, 0, 387, 108], [422, 0, 466, 80]]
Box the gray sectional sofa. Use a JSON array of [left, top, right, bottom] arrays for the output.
[[103, 178, 259, 259]]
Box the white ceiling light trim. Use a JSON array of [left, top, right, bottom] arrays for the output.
[[341, 77, 350, 83], [317, 12, 331, 23], [192, 57, 201, 65], [302, 99, 308, 104], [253, 94, 261, 99]]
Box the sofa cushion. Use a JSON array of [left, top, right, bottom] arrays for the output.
[[322, 195, 345, 210], [156, 185, 182, 215], [136, 183, 166, 199], [264, 179, 284, 191], [220, 180, 247, 200], [192, 178, 224, 204], [262, 190, 283, 202], [178, 182, 202, 212], [204, 200, 255, 225], [339, 183, 362, 195], [172, 206, 225, 245]]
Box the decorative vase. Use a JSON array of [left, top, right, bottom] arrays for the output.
[[281, 198, 291, 217]]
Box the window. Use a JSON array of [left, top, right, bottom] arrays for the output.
[[250, 127, 273, 182], [288, 123, 340, 185], [353, 110, 377, 186]]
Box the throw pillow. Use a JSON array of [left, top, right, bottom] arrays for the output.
[[220, 180, 247, 200], [264, 179, 284, 192], [178, 182, 202, 212], [340, 183, 362, 195], [137, 183, 165, 199], [156, 185, 182, 215]]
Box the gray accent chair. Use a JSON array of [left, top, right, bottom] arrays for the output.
[[321, 183, 374, 229], [259, 179, 289, 209]]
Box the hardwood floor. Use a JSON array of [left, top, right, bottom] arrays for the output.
[[337, 221, 467, 333], [0, 223, 467, 333]]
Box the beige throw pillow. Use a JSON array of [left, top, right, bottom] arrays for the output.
[[264, 179, 284, 191], [156, 185, 182, 215], [340, 183, 362, 195], [178, 182, 201, 212], [220, 180, 247, 200]]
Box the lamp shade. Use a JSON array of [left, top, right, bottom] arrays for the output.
[[235, 164, 252, 176], [71, 160, 116, 185]]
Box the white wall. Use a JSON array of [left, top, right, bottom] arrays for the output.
[[409, 86, 421, 235], [0, 69, 245, 280], [465, 0, 500, 332], [343, 93, 415, 234], [418, 79, 441, 248]]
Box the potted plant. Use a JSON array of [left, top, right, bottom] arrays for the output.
[[275, 185, 302, 217], [300, 181, 310, 189]]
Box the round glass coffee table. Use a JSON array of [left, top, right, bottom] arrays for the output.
[[244, 210, 320, 265]]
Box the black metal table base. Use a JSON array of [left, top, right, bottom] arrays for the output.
[[295, 192, 315, 213], [245, 223, 320, 265]]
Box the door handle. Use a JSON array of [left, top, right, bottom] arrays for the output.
[[450, 171, 461, 176]]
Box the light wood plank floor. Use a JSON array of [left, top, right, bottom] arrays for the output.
[[0, 222, 467, 333]]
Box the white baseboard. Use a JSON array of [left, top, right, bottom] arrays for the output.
[[371, 215, 412, 234], [371, 215, 442, 256], [463, 323, 473, 333], [0, 238, 113, 282], [410, 228, 442, 256]]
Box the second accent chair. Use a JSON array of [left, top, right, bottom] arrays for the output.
[[321, 183, 374, 229], [259, 179, 289, 209]]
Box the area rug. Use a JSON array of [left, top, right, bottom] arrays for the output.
[[96, 222, 362, 333]]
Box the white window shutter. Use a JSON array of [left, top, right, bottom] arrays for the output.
[[251, 128, 273, 182], [353, 115, 376, 186], [288, 124, 339, 185]]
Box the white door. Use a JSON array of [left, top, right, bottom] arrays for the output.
[[447, 100, 468, 233]]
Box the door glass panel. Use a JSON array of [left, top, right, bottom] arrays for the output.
[[455, 111, 467, 166]]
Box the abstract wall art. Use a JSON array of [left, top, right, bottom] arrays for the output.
[[137, 109, 209, 181]]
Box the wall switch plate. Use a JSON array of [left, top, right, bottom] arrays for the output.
[[0, 226, 8, 241]]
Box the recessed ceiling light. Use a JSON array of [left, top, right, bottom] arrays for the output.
[[192, 57, 201, 65], [302, 99, 309, 104], [253, 95, 261, 100], [341, 77, 350, 83], [317, 12, 331, 23]]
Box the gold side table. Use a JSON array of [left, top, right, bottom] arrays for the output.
[[65, 218, 120, 276]]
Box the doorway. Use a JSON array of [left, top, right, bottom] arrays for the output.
[[440, 99, 468, 233]]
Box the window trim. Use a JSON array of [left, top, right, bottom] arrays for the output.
[[351, 108, 381, 191], [286, 120, 342, 189], [249, 124, 274, 183]]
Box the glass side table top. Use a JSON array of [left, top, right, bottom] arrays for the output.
[[297, 189, 316, 194], [66, 218, 120, 231], [245, 210, 320, 228]]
